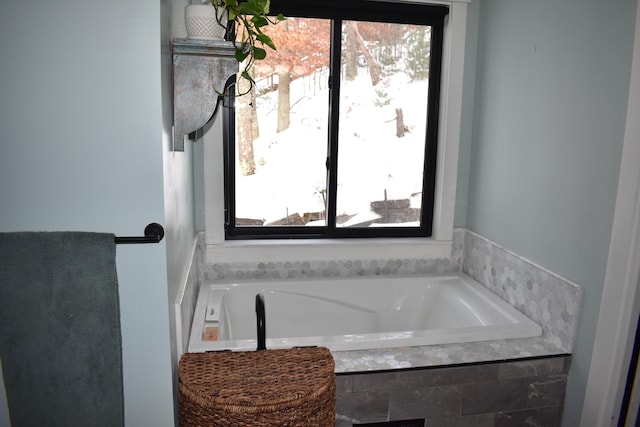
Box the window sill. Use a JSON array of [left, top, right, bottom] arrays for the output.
[[205, 237, 453, 264]]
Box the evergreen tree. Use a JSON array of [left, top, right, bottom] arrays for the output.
[[405, 27, 431, 81]]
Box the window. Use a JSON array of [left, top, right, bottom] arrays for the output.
[[223, 0, 449, 239], [203, 0, 468, 263]]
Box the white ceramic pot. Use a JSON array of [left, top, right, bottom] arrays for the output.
[[185, 4, 227, 40]]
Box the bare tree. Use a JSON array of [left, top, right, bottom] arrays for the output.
[[346, 21, 381, 86], [236, 74, 257, 176], [344, 23, 358, 81], [254, 18, 330, 133], [275, 65, 291, 132]]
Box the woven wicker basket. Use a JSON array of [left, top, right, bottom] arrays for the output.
[[178, 347, 336, 427]]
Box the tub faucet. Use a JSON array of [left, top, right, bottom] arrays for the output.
[[255, 293, 266, 351]]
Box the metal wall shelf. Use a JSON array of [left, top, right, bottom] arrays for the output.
[[172, 38, 238, 151]]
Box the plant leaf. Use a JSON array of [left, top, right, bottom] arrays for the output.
[[256, 33, 276, 50], [251, 15, 268, 28], [235, 49, 249, 62], [256, 0, 270, 14], [253, 46, 267, 60], [241, 70, 255, 83], [237, 3, 260, 15]]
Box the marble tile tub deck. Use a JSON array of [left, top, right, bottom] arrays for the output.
[[332, 336, 567, 374]]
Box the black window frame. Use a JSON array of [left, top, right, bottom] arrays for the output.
[[223, 0, 449, 240]]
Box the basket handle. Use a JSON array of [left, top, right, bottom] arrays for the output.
[[255, 293, 266, 351]]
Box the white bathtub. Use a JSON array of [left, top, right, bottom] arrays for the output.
[[188, 273, 542, 353]]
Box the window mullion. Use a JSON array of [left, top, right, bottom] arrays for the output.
[[223, 80, 236, 235], [325, 19, 342, 233], [420, 21, 445, 237]]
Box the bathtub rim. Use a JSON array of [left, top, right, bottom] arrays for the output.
[[188, 272, 542, 353]]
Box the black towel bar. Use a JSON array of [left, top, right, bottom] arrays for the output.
[[115, 223, 165, 244]]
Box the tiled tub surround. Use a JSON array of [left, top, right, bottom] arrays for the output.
[[175, 239, 202, 357], [336, 355, 570, 426], [462, 230, 583, 352], [200, 229, 465, 282], [188, 228, 582, 356], [176, 229, 579, 425]]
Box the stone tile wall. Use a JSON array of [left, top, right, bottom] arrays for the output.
[[179, 229, 582, 365], [176, 239, 202, 360], [200, 230, 464, 281], [194, 228, 582, 350], [336, 356, 570, 426], [462, 231, 583, 351]]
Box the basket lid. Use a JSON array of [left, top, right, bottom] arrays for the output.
[[179, 347, 335, 408]]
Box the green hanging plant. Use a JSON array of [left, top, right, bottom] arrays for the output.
[[212, 0, 285, 95]]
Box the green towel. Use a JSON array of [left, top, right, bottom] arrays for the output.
[[0, 232, 124, 427]]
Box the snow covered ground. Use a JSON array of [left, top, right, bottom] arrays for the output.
[[235, 68, 430, 225]]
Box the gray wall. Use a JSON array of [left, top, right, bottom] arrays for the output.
[[464, 0, 637, 424], [0, 0, 184, 425], [160, 0, 200, 411]]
